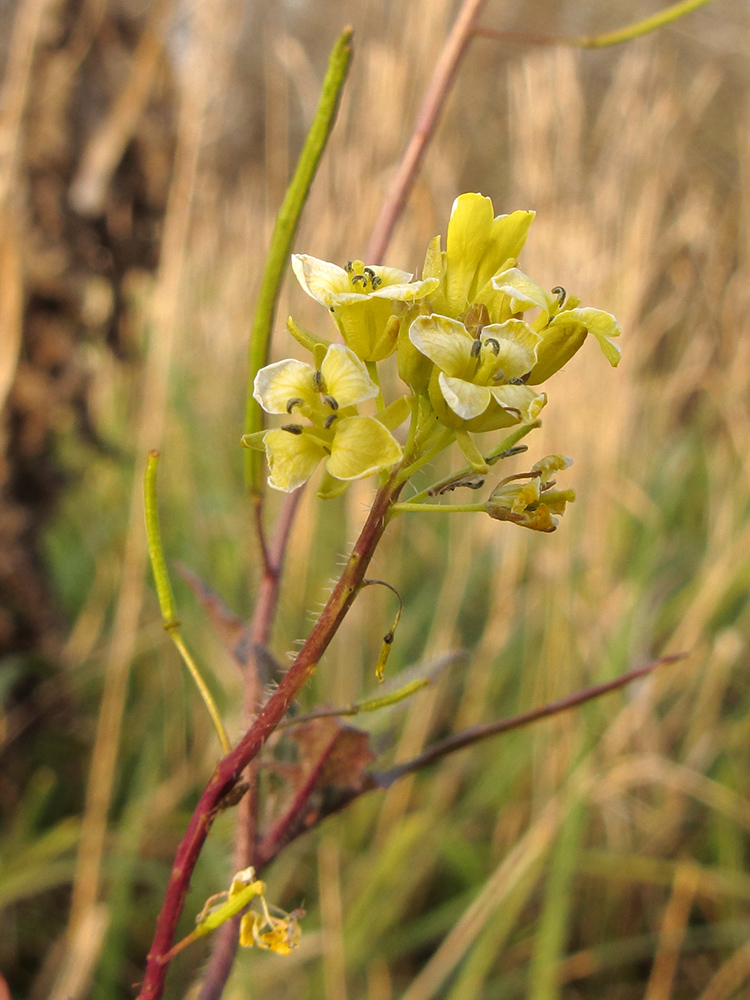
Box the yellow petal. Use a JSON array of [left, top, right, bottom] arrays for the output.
[[292, 254, 350, 305], [438, 374, 492, 420], [485, 267, 553, 322], [408, 315, 474, 378], [480, 319, 541, 381], [531, 454, 573, 483], [444, 193, 495, 314], [488, 383, 547, 421], [326, 416, 402, 481], [474, 211, 535, 290], [264, 428, 326, 492], [254, 359, 316, 414], [239, 911, 262, 948], [568, 307, 622, 366], [321, 344, 378, 407], [422, 234, 443, 282]]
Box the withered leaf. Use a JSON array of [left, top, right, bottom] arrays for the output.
[[257, 717, 376, 865]]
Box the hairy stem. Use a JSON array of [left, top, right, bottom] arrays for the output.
[[137, 477, 401, 1000], [196, 489, 303, 1000]]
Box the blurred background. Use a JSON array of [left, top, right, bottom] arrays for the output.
[[1, 0, 750, 998]]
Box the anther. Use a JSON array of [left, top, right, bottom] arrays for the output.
[[551, 286, 566, 307], [281, 424, 303, 435], [323, 395, 339, 410], [484, 337, 500, 355], [286, 397, 304, 414], [470, 339, 482, 358], [351, 273, 368, 287], [312, 370, 327, 394], [509, 376, 527, 385], [324, 414, 338, 429]]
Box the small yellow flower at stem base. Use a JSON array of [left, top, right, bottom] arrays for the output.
[[239, 897, 305, 955]]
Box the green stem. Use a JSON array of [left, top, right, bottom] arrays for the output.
[[144, 452, 231, 755], [244, 27, 353, 494], [578, 0, 714, 47], [409, 420, 540, 505], [168, 632, 231, 756], [474, 0, 714, 50], [393, 427, 455, 487], [390, 501, 485, 515]]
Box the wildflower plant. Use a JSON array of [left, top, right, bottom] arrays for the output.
[[136, 7, 701, 998], [246, 191, 620, 508]]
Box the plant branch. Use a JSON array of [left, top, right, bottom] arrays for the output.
[[377, 653, 687, 786], [365, 0, 489, 264], [472, 0, 714, 50], [252, 653, 687, 870], [144, 451, 231, 754]]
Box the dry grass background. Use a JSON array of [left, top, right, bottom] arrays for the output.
[[2, 0, 750, 998]]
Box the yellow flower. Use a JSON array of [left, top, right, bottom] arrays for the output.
[[526, 305, 621, 384], [402, 192, 621, 395], [292, 254, 439, 361], [486, 455, 575, 532], [408, 314, 546, 432], [421, 193, 536, 318], [253, 344, 402, 492]]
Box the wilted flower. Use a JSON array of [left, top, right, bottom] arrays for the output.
[[292, 254, 438, 362], [240, 905, 304, 955], [486, 455, 575, 532], [252, 344, 402, 492]]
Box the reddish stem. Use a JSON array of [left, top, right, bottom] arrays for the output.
[[196, 489, 303, 1000], [137, 479, 399, 1000]]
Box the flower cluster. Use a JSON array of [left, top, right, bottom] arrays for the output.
[[245, 192, 620, 529]]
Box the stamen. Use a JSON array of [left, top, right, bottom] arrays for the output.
[[551, 285, 566, 307]]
